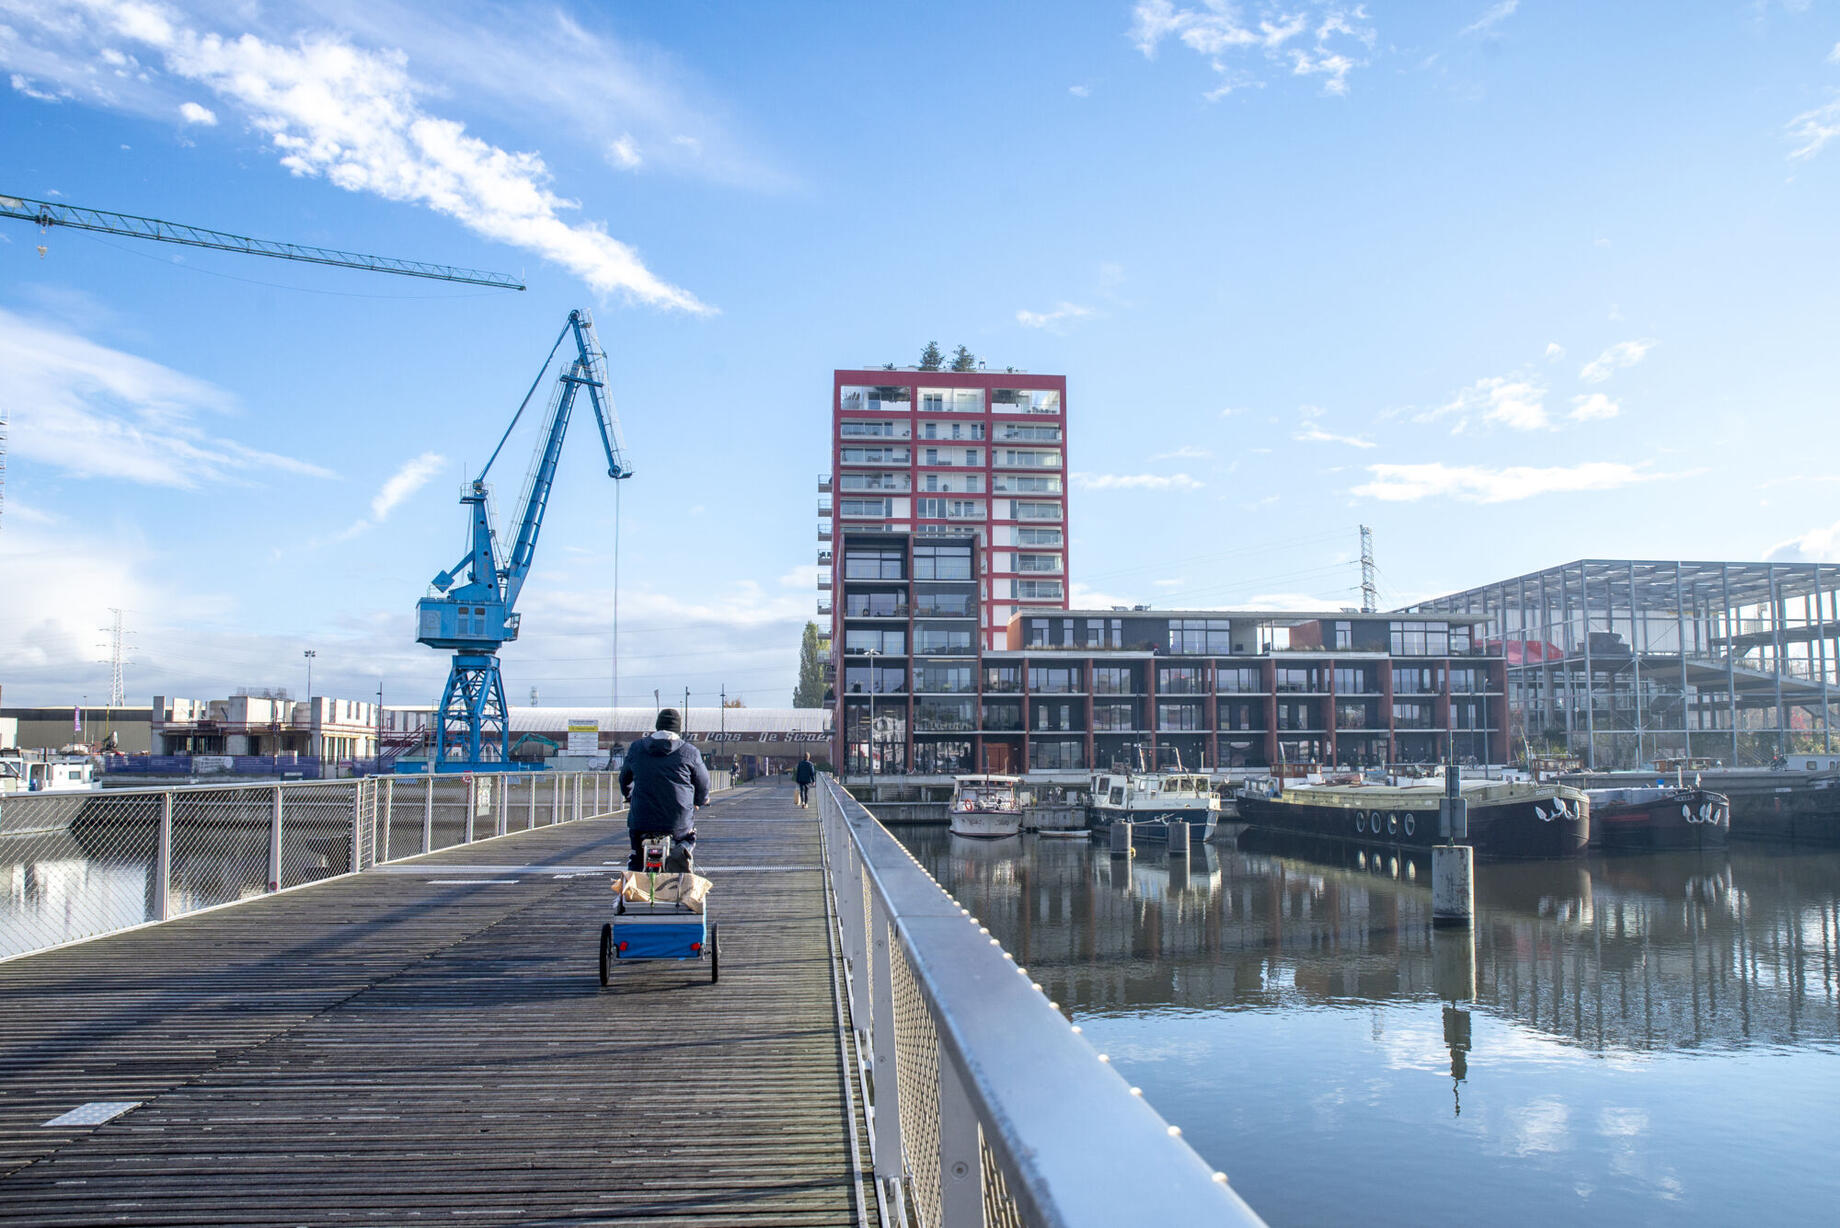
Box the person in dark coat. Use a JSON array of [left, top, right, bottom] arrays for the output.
[[794, 752, 817, 808], [619, 709, 710, 870]]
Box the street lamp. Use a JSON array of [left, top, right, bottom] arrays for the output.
[[862, 647, 881, 792], [303, 650, 317, 699]]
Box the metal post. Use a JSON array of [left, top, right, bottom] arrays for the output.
[[528, 772, 537, 829], [1818, 566, 1832, 753], [1771, 563, 1785, 756], [268, 784, 283, 892], [1676, 563, 1691, 760], [1628, 562, 1644, 768], [381, 776, 394, 863], [1722, 564, 1739, 764], [350, 778, 363, 873], [423, 775, 434, 854], [154, 791, 173, 921], [869, 893, 905, 1181], [1579, 562, 1596, 768], [937, 1046, 984, 1227], [552, 774, 562, 825], [497, 772, 508, 837]]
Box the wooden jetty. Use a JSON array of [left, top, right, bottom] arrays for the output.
[[0, 781, 870, 1226]]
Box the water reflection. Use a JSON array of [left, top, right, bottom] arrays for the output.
[[909, 829, 1840, 1055]]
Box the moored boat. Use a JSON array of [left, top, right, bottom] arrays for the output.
[[1235, 773, 1590, 858], [1088, 768, 1219, 843], [1586, 786, 1729, 850], [949, 775, 1024, 838]]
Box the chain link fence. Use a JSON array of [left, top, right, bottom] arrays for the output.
[[1, 771, 625, 962], [817, 775, 1265, 1228]]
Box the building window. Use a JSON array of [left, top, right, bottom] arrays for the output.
[[916, 628, 974, 655], [1277, 701, 1319, 731], [984, 666, 1021, 693], [1216, 667, 1262, 693], [843, 548, 905, 580], [840, 420, 902, 438], [1017, 553, 1062, 573], [1156, 702, 1205, 731], [1017, 527, 1063, 546], [1093, 701, 1137, 731], [1333, 666, 1375, 694], [843, 664, 905, 694], [840, 446, 910, 465], [1392, 667, 1438, 695], [1030, 700, 1083, 732], [1028, 665, 1082, 693], [1389, 620, 1452, 656], [1219, 700, 1263, 731], [1013, 501, 1063, 521], [914, 542, 973, 580], [1334, 620, 1352, 651], [1092, 665, 1136, 694], [1084, 618, 1122, 649], [917, 663, 976, 693], [919, 387, 985, 413], [839, 498, 892, 518], [1391, 700, 1435, 729], [914, 591, 974, 618], [845, 628, 906, 654], [1274, 667, 1322, 693], [1447, 667, 1481, 693], [915, 698, 977, 732], [1158, 666, 1206, 694], [1029, 739, 1085, 770], [1335, 700, 1372, 730], [981, 700, 1022, 731], [841, 385, 912, 413], [992, 389, 1062, 415], [1168, 618, 1232, 654], [845, 591, 905, 618], [1015, 580, 1064, 600]]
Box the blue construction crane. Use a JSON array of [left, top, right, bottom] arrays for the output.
[[417, 309, 631, 770]]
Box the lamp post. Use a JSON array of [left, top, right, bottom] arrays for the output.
[[303, 650, 316, 700], [863, 647, 881, 793]]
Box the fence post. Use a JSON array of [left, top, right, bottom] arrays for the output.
[[938, 1047, 983, 1228], [551, 774, 561, 825], [381, 776, 394, 863], [423, 775, 434, 854], [529, 773, 537, 829], [497, 773, 508, 837], [870, 892, 905, 1182], [464, 775, 476, 844], [575, 775, 583, 822], [154, 791, 173, 921], [268, 784, 283, 892], [350, 779, 363, 873]]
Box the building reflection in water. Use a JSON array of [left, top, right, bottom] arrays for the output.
[[911, 829, 1840, 1056]]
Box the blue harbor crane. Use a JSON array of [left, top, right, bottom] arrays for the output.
[[417, 309, 632, 770]]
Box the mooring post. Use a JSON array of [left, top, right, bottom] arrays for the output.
[[1110, 821, 1134, 858], [1166, 819, 1189, 856], [1433, 759, 1473, 927]]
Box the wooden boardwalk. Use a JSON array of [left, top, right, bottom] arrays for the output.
[[0, 781, 870, 1226]]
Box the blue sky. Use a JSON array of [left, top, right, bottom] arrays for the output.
[[2, 0, 1838, 710]]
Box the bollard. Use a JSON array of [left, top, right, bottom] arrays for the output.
[[1431, 843, 1474, 927], [1166, 820, 1189, 855], [1110, 821, 1134, 858]]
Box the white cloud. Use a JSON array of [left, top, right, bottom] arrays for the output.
[[10, 72, 63, 102], [1462, 0, 1518, 36], [1830, 42, 1840, 65], [0, 306, 334, 489], [1016, 301, 1094, 329], [1351, 461, 1671, 504], [1069, 84, 1090, 97], [1152, 445, 1213, 460], [373, 451, 445, 520], [1421, 374, 1550, 432], [1766, 519, 1840, 562], [1293, 406, 1376, 448], [178, 99, 215, 124], [1544, 341, 1565, 361], [1569, 392, 1619, 421], [1579, 338, 1655, 383], [1072, 472, 1204, 491], [0, 3, 709, 311], [608, 133, 642, 169], [1130, 0, 1376, 97], [1788, 97, 1840, 160]]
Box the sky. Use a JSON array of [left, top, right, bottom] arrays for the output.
[[2, 0, 1839, 711]]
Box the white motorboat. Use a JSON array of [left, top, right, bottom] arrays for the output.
[[950, 774, 1024, 838]]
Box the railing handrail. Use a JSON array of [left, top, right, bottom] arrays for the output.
[[818, 775, 1263, 1226]]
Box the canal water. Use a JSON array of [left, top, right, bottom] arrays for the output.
[[894, 827, 1840, 1226]]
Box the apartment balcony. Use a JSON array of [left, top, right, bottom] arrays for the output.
[[818, 497, 833, 515], [819, 524, 833, 541], [818, 597, 833, 616], [818, 549, 833, 566], [817, 569, 833, 589], [818, 474, 833, 493]]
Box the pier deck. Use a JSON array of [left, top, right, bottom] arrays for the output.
[[0, 781, 868, 1226]]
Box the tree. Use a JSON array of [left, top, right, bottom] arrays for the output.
[[918, 341, 944, 371], [949, 345, 977, 372], [794, 621, 828, 707], [723, 696, 746, 708]]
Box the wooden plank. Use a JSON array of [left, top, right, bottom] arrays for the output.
[[0, 783, 871, 1226]]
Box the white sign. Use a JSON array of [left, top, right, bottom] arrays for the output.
[[193, 755, 234, 773], [566, 720, 600, 755]]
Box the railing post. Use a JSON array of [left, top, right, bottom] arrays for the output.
[[497, 772, 508, 837], [528, 772, 537, 829], [153, 791, 173, 921], [870, 892, 905, 1182], [381, 776, 394, 863], [575, 775, 583, 821], [551, 774, 561, 825], [464, 775, 476, 844], [423, 775, 434, 854], [829, 791, 872, 1050], [350, 779, 363, 873], [938, 1046, 984, 1228], [268, 784, 283, 892]]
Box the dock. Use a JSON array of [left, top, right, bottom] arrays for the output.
[[0, 781, 868, 1225]]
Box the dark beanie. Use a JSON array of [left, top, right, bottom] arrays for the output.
[[656, 708, 683, 732]]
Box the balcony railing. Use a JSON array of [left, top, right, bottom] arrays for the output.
[[818, 474, 833, 492], [818, 598, 833, 615]]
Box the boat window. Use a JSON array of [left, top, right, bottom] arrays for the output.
[[1110, 788, 1124, 805]]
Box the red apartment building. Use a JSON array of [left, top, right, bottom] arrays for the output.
[[819, 368, 1070, 679]]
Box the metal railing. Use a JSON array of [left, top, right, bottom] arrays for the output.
[[816, 775, 1263, 1227], [0, 771, 626, 962]]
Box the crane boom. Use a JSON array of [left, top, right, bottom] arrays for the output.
[[0, 193, 525, 290], [416, 309, 632, 769]]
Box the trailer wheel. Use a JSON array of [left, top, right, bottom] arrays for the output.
[[599, 922, 613, 987], [710, 923, 721, 984]]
